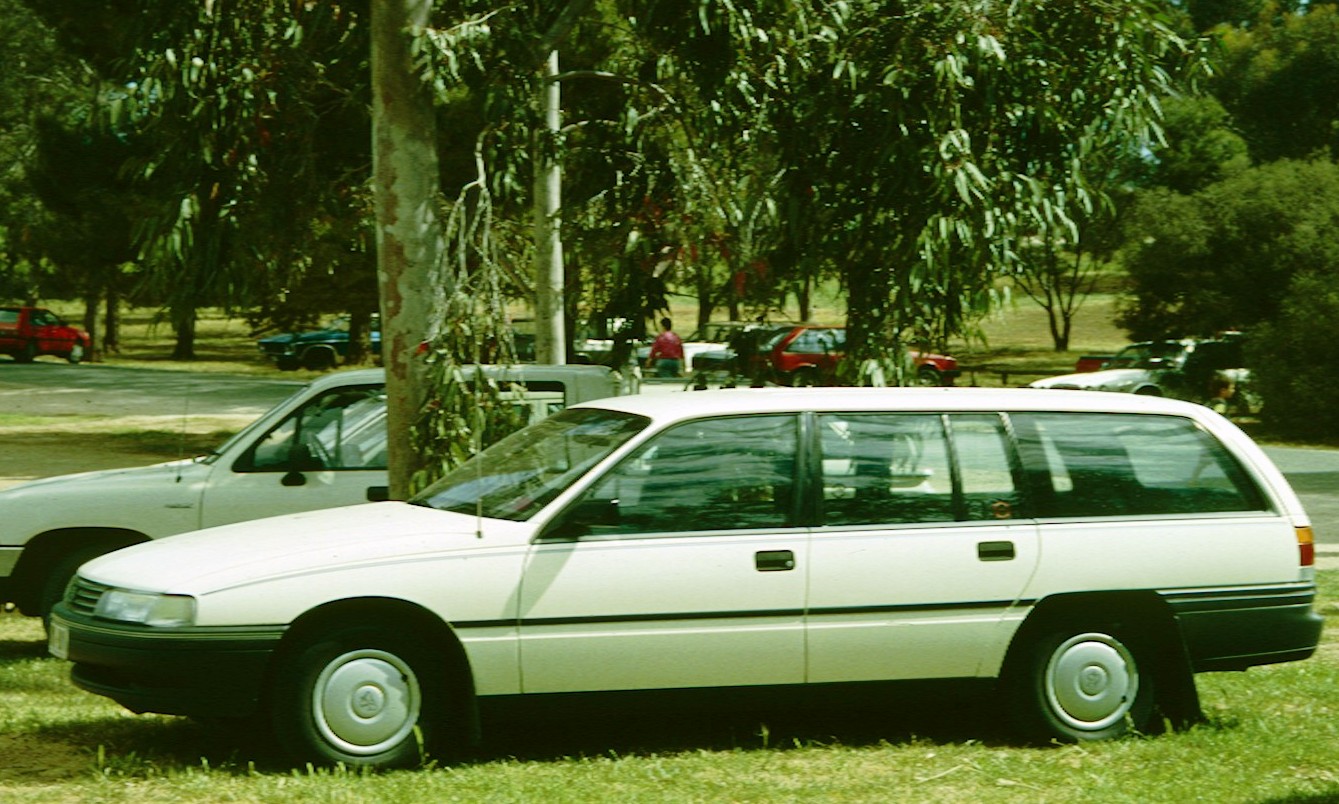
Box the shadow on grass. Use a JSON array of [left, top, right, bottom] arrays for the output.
[[23, 681, 1010, 778], [468, 680, 1014, 767]]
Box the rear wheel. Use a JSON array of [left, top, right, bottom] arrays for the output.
[[916, 365, 942, 386], [1004, 622, 1157, 743], [301, 347, 337, 371], [15, 342, 37, 363], [272, 624, 455, 768], [789, 367, 820, 387]]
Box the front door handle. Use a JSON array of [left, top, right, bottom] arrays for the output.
[[366, 486, 390, 502], [978, 540, 1016, 561], [756, 549, 796, 572]]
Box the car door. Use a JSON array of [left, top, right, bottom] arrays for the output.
[[30, 309, 73, 355], [199, 383, 390, 526], [804, 412, 1040, 683], [517, 414, 809, 693]]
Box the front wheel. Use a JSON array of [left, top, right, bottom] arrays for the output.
[[66, 343, 85, 364], [271, 624, 451, 769], [1004, 624, 1156, 743]]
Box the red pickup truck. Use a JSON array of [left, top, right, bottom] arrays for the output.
[[0, 307, 91, 364]]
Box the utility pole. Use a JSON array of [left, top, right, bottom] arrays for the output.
[[533, 50, 566, 364]]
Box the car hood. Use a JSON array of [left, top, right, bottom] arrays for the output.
[[0, 459, 199, 499], [78, 501, 505, 595], [1030, 368, 1154, 390]]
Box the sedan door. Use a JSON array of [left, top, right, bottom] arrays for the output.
[[518, 414, 809, 693]]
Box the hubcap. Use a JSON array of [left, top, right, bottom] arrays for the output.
[[1044, 632, 1138, 732], [313, 649, 421, 755]]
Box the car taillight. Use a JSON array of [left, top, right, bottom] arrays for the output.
[[1297, 526, 1315, 567]]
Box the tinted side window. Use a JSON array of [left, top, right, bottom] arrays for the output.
[[575, 415, 799, 535], [1013, 413, 1265, 518], [817, 413, 1021, 526]]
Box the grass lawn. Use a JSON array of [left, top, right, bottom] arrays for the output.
[[0, 571, 1336, 802]]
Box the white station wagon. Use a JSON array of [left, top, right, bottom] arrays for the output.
[[49, 388, 1322, 768]]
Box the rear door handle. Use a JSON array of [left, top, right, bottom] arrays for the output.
[[977, 540, 1015, 562], [756, 549, 796, 572], [367, 486, 390, 502]]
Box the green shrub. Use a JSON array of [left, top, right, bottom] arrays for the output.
[[1248, 271, 1339, 438]]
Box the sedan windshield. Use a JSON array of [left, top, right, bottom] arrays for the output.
[[411, 408, 649, 521]]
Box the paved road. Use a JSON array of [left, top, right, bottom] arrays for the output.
[[1258, 445, 1339, 549], [3, 362, 1338, 550], [0, 361, 301, 420]]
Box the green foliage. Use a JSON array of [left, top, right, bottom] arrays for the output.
[[1249, 271, 1339, 437], [1214, 3, 1339, 162], [1119, 159, 1339, 340], [1145, 95, 1250, 194]]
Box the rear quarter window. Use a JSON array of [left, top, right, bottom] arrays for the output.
[[1012, 412, 1266, 518]]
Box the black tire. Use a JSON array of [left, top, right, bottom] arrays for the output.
[[39, 547, 111, 630], [916, 365, 942, 386], [15, 342, 37, 363], [789, 367, 820, 387], [1003, 622, 1157, 743], [301, 347, 337, 371], [271, 624, 452, 769]]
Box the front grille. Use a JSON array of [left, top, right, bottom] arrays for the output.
[[68, 577, 111, 617]]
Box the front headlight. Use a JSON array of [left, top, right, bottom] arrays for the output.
[[94, 589, 197, 627]]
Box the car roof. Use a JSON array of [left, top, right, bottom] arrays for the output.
[[574, 386, 1211, 421], [303, 363, 617, 392]]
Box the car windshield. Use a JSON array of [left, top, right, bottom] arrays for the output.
[[411, 407, 650, 521], [1107, 342, 1187, 369]]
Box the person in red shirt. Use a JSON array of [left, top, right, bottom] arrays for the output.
[[646, 317, 684, 377]]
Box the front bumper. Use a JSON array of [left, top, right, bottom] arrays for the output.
[[50, 604, 286, 718]]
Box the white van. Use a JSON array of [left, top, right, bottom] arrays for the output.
[[49, 388, 1322, 768], [0, 364, 621, 621]]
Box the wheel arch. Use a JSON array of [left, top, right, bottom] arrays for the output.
[[1002, 590, 1201, 730], [268, 596, 481, 747], [12, 527, 149, 614]]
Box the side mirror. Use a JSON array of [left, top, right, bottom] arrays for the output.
[[290, 442, 325, 472], [540, 498, 620, 542]]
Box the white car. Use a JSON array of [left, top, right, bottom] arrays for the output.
[[0, 364, 621, 622], [1030, 338, 1251, 408], [50, 388, 1322, 768]]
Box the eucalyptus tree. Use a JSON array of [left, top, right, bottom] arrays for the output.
[[739, 1, 1197, 380]]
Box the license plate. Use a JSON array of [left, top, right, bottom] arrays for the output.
[[48, 621, 69, 660]]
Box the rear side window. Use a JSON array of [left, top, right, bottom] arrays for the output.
[[817, 412, 1022, 526], [1013, 413, 1266, 518]]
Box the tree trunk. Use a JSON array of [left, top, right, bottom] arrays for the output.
[[103, 289, 120, 353], [371, 0, 444, 499], [171, 312, 197, 361]]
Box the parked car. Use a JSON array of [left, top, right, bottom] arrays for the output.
[[755, 325, 960, 386], [1030, 337, 1254, 411], [50, 388, 1321, 768], [258, 314, 381, 371], [633, 321, 779, 373], [689, 323, 798, 380], [0, 364, 621, 623], [0, 306, 91, 364]]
